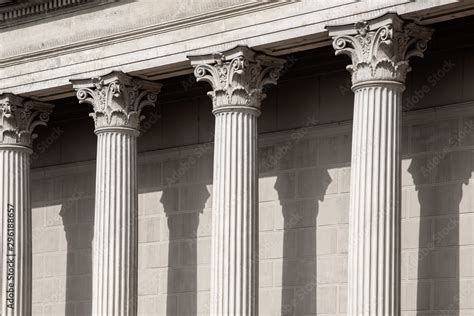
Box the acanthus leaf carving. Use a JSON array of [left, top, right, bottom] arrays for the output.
[[189, 46, 286, 113], [71, 71, 162, 132], [0, 93, 53, 148], [327, 13, 433, 86]]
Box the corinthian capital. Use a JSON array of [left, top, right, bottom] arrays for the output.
[[327, 13, 433, 86], [0, 93, 53, 148], [70, 71, 162, 132], [188, 45, 286, 114]]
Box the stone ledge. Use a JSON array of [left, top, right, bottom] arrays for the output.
[[0, 0, 116, 29]]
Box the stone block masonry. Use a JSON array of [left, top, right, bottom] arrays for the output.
[[25, 102, 474, 315]]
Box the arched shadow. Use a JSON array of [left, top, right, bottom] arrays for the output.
[[60, 196, 94, 315], [161, 184, 210, 316], [408, 150, 469, 315], [276, 168, 332, 315]]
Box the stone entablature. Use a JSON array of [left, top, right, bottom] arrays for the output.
[[0, 0, 116, 28], [1, 1, 468, 98]]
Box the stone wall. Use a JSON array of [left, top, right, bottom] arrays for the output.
[[26, 100, 474, 315]]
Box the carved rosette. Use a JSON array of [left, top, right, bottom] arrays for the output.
[[327, 13, 433, 86], [189, 45, 286, 115], [71, 71, 162, 133], [0, 93, 53, 148]]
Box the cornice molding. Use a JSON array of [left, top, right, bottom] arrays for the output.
[[0, 1, 290, 65], [1, 0, 473, 97], [0, 0, 115, 29]]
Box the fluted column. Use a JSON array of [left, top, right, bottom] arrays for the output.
[[327, 14, 433, 315], [71, 71, 161, 316], [189, 46, 285, 315], [0, 94, 53, 316]]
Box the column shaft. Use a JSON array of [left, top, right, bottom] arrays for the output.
[[327, 13, 433, 316], [188, 45, 285, 315], [348, 84, 402, 315], [0, 147, 32, 316], [210, 110, 258, 315], [93, 130, 137, 316], [71, 71, 160, 316]]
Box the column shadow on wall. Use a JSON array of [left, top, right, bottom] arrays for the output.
[[61, 197, 94, 315], [408, 151, 469, 315], [161, 185, 210, 316], [275, 169, 332, 315]]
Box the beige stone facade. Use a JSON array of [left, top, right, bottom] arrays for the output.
[[1, 1, 474, 315]]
